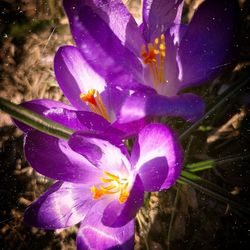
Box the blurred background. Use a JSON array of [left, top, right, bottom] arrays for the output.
[[0, 0, 250, 249]]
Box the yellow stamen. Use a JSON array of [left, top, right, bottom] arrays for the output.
[[141, 33, 167, 87], [91, 186, 104, 199], [159, 34, 166, 83], [101, 184, 116, 191], [91, 171, 130, 204], [80, 89, 110, 122], [119, 183, 129, 203], [100, 185, 117, 194], [80, 89, 97, 105], [100, 177, 113, 183], [95, 91, 110, 122], [148, 63, 158, 89], [103, 171, 120, 181]]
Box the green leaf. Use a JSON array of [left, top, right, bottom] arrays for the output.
[[198, 125, 213, 132], [185, 154, 250, 172], [186, 159, 215, 172], [0, 97, 73, 140], [180, 77, 250, 141], [178, 170, 250, 216], [215, 153, 250, 166]]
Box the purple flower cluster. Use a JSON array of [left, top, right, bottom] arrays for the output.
[[17, 0, 238, 249]]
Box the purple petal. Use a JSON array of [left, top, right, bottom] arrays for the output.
[[170, 23, 187, 46], [54, 45, 106, 110], [111, 118, 149, 139], [77, 212, 134, 250], [110, 85, 156, 108], [75, 111, 111, 132], [24, 182, 95, 229], [63, 0, 143, 83], [102, 175, 144, 227], [24, 130, 101, 184], [118, 93, 205, 123], [178, 0, 239, 89], [131, 123, 183, 190], [134, 157, 168, 192], [14, 99, 110, 133], [142, 0, 184, 41], [109, 86, 152, 137], [68, 132, 131, 174], [64, 0, 143, 56]]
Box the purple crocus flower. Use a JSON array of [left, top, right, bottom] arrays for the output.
[[53, 46, 148, 138], [23, 123, 183, 249], [61, 0, 239, 124]]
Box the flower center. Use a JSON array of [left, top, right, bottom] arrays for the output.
[[80, 89, 110, 122], [141, 34, 167, 88], [91, 171, 130, 204]]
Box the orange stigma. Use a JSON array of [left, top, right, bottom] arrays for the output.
[[80, 89, 110, 122], [91, 171, 130, 204], [141, 34, 166, 88]]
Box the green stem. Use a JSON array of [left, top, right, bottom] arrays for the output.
[[0, 98, 73, 140]]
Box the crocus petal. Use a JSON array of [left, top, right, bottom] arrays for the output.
[[111, 118, 149, 138], [77, 211, 134, 250], [24, 130, 101, 184], [102, 175, 144, 227], [75, 111, 111, 132], [131, 124, 182, 190], [69, 132, 131, 174], [142, 0, 184, 41], [118, 93, 205, 123], [14, 99, 110, 133], [134, 157, 169, 191], [63, 0, 143, 83], [178, 0, 239, 89], [24, 182, 95, 229], [54, 45, 106, 110]]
